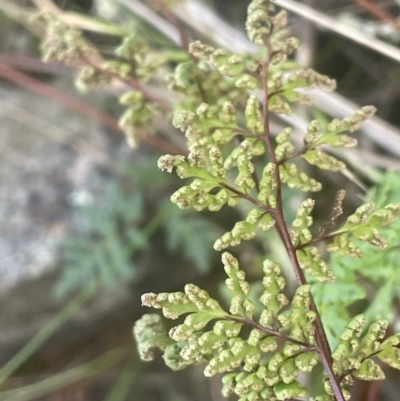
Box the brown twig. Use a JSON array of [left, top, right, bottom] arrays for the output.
[[219, 182, 273, 213], [352, 0, 400, 31], [0, 62, 184, 155], [0, 62, 120, 130], [295, 231, 345, 250], [0, 53, 72, 75]]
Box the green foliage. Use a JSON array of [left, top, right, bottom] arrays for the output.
[[162, 202, 217, 274], [55, 182, 147, 298]]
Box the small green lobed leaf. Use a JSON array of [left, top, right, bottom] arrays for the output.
[[257, 364, 280, 386], [304, 120, 322, 144], [214, 209, 275, 251], [172, 102, 238, 149], [305, 106, 376, 149], [331, 315, 383, 376], [224, 139, 264, 169], [259, 260, 288, 322], [268, 351, 284, 372], [359, 319, 389, 355], [269, 95, 292, 115], [235, 74, 261, 89], [290, 198, 314, 246], [279, 358, 299, 384], [246, 0, 275, 45], [197, 331, 226, 352], [233, 141, 257, 192], [180, 337, 202, 362], [133, 314, 172, 361], [222, 372, 238, 397], [270, 10, 288, 31], [231, 372, 276, 400], [327, 202, 400, 255], [209, 146, 228, 179], [115, 33, 148, 62], [259, 336, 278, 353], [286, 69, 336, 92], [247, 328, 264, 346], [247, 329, 279, 355], [353, 359, 385, 381], [157, 154, 187, 174], [204, 338, 260, 376], [377, 346, 400, 370], [245, 95, 264, 134], [119, 90, 144, 105], [170, 61, 194, 89], [274, 128, 295, 161], [279, 163, 322, 192], [346, 202, 400, 228], [258, 162, 277, 205], [282, 342, 301, 357], [222, 252, 249, 297], [341, 314, 365, 340], [297, 247, 336, 282], [118, 103, 154, 148], [158, 151, 245, 211], [163, 342, 193, 371], [75, 65, 111, 93], [141, 285, 225, 343], [172, 109, 196, 132], [141, 292, 197, 319], [326, 234, 363, 258], [283, 89, 313, 106], [222, 252, 256, 316], [294, 351, 320, 372], [270, 36, 299, 65], [214, 320, 243, 337], [381, 332, 400, 348], [281, 285, 318, 343], [302, 149, 346, 172], [273, 380, 306, 400], [170, 185, 232, 211], [189, 41, 245, 77], [38, 13, 95, 64]]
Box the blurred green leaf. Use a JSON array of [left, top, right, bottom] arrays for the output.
[[162, 202, 217, 274]]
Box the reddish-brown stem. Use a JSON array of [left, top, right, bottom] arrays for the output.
[[219, 182, 273, 213], [295, 231, 347, 250], [227, 316, 318, 351], [279, 147, 310, 164], [257, 36, 346, 401]]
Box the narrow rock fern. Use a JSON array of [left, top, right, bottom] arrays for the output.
[[132, 2, 400, 401]]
